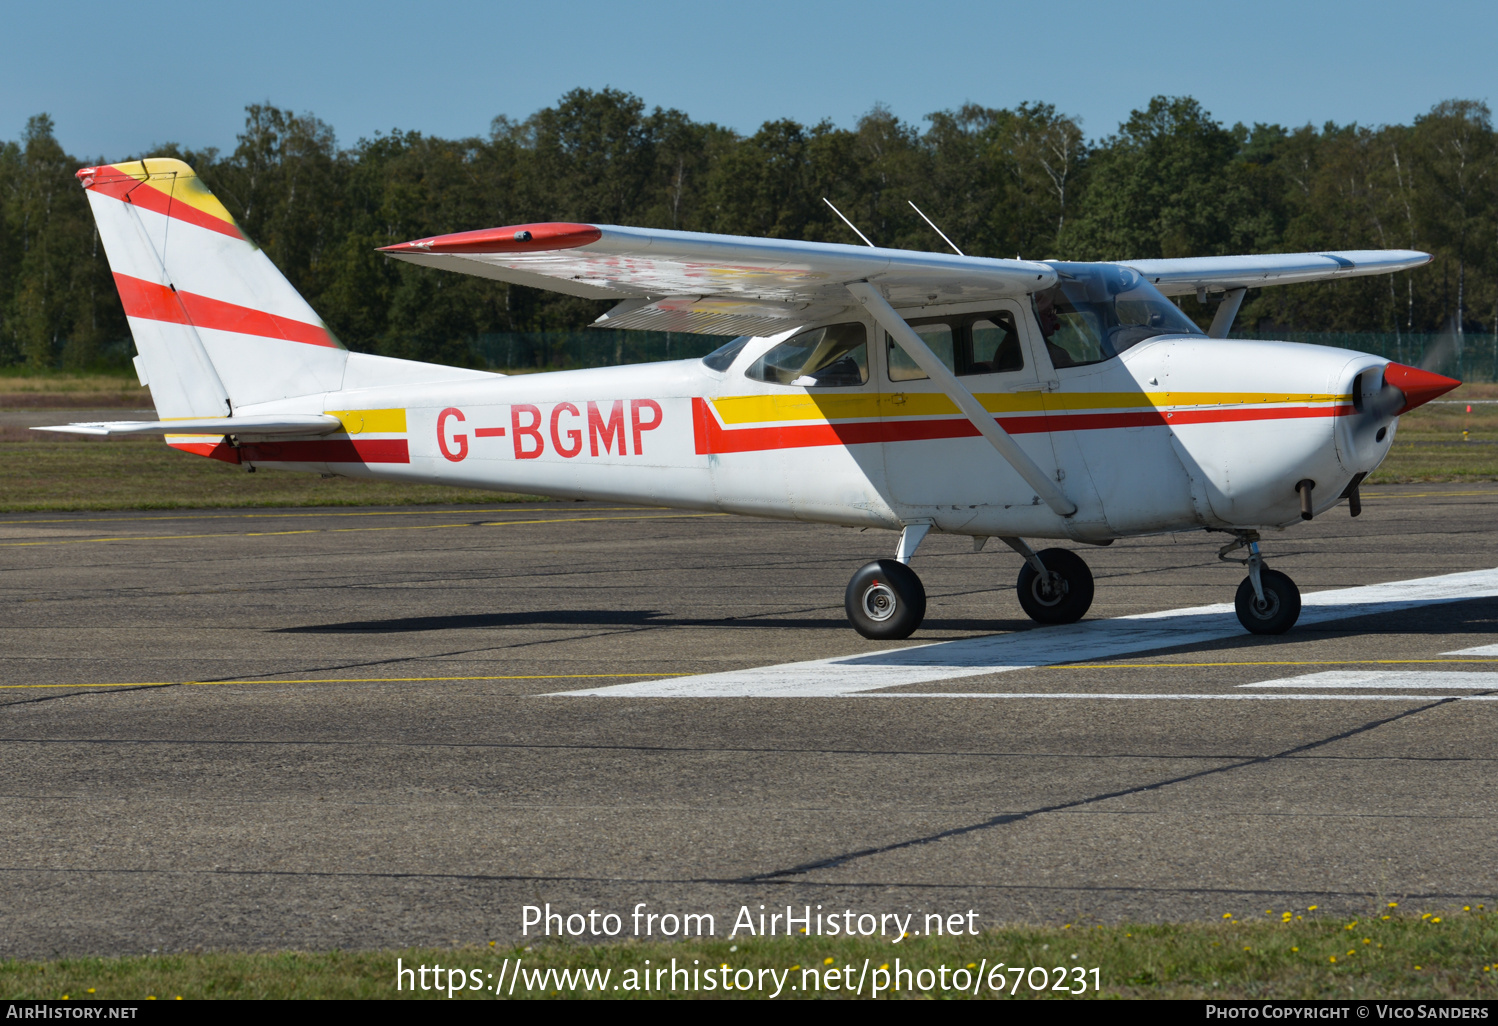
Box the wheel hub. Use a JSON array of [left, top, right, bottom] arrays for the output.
[[861, 581, 897, 621], [1250, 590, 1281, 619], [1031, 572, 1069, 607]]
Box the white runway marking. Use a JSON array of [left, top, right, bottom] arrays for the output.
[[854, 692, 1498, 701], [1443, 643, 1498, 656], [1239, 671, 1498, 690], [555, 566, 1498, 698]]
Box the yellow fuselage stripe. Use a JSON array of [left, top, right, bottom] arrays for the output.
[[710, 391, 1350, 425]]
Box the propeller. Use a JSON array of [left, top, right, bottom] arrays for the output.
[[1353, 362, 1460, 428]]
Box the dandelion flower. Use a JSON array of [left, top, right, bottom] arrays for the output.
[[1308, 905, 1318, 912], [881, 964, 890, 971], [1432, 917, 1442, 923], [1389, 902, 1398, 908], [1330, 956, 1337, 963], [824, 957, 835, 965], [1291, 947, 1299, 952], [1223, 913, 1233, 919]]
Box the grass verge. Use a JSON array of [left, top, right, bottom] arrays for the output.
[[2, 910, 1494, 1000], [0, 438, 541, 512]]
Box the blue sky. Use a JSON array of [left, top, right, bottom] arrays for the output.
[[5, 0, 1495, 158]]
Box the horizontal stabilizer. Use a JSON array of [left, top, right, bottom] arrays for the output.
[[33, 414, 343, 437]]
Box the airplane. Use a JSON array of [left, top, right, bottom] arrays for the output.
[[44, 158, 1460, 641]]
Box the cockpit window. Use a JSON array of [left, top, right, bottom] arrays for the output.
[[746, 322, 868, 387], [701, 336, 750, 372], [1034, 263, 1202, 368]]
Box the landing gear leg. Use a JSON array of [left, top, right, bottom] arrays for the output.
[[1220, 530, 1302, 634], [1002, 537, 1095, 624]]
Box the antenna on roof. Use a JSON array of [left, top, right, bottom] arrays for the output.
[[823, 198, 875, 247], [908, 200, 964, 256]]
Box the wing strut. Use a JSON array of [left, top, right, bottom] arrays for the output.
[[845, 281, 1077, 518], [1208, 287, 1247, 338]]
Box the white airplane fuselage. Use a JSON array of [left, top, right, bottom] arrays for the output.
[[218, 321, 1394, 542]]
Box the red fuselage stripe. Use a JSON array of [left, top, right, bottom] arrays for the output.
[[238, 439, 410, 464], [690, 397, 1350, 454], [168, 438, 408, 464], [114, 273, 339, 349]]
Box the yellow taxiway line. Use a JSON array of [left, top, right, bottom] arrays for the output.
[[0, 511, 728, 548], [2, 506, 661, 527], [0, 673, 691, 691]]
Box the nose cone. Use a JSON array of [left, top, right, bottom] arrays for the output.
[[1384, 363, 1461, 414]]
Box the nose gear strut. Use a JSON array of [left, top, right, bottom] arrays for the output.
[[1218, 530, 1302, 634]]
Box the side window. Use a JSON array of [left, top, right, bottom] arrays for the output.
[[1033, 287, 1104, 368], [887, 323, 955, 381], [700, 336, 750, 372], [885, 311, 1024, 381], [746, 322, 868, 387], [968, 312, 1024, 375]]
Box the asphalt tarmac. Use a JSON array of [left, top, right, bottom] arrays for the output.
[[1, 484, 1495, 958]]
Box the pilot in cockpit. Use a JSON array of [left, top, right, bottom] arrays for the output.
[[1033, 288, 1077, 368]]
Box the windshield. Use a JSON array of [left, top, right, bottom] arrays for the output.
[[1034, 262, 1203, 368]]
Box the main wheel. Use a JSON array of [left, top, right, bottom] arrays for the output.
[[1016, 547, 1094, 624], [1234, 568, 1301, 635], [845, 559, 926, 639]]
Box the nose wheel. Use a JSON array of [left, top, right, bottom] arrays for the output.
[[1220, 531, 1302, 634], [845, 559, 927, 639]]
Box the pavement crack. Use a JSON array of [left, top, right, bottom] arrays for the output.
[[738, 696, 1467, 882]]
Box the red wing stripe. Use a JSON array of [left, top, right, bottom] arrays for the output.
[[85, 168, 244, 240], [692, 398, 1350, 455], [114, 273, 339, 349]]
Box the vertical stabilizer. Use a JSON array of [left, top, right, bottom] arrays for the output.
[[78, 159, 348, 418]]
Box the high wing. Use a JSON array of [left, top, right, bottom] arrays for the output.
[[1120, 250, 1432, 297], [379, 223, 1056, 336], [380, 222, 1432, 332]]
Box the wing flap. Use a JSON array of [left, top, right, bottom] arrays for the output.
[[592, 295, 851, 336]]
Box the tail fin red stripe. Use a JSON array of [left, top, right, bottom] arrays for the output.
[[114, 273, 339, 349], [81, 166, 245, 240]]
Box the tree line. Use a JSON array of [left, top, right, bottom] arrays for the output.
[[2, 90, 1494, 371]]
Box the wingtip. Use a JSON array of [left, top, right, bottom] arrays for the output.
[[378, 222, 602, 256]]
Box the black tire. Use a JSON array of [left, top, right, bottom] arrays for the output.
[[1235, 569, 1301, 635], [845, 559, 926, 640], [1016, 547, 1094, 624]]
